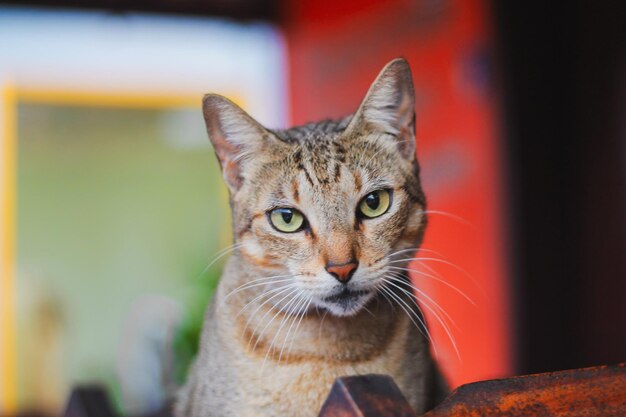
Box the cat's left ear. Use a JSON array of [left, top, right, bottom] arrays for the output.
[[347, 58, 417, 160], [202, 94, 278, 192]]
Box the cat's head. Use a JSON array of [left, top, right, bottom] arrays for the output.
[[203, 58, 426, 316]]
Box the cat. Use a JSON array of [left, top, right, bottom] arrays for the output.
[[175, 58, 447, 417]]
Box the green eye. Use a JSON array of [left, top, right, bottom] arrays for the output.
[[269, 208, 306, 233], [358, 189, 391, 218]]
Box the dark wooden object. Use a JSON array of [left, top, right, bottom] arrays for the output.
[[64, 387, 116, 417], [62, 364, 625, 417], [318, 374, 417, 417]]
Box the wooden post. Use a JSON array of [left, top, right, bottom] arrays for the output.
[[317, 374, 417, 417]]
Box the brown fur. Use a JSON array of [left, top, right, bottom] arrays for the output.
[[175, 59, 446, 417]]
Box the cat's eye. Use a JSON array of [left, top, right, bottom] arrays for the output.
[[358, 189, 391, 219], [269, 208, 306, 233]]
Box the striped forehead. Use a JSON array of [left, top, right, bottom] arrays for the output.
[[287, 157, 357, 229], [294, 137, 346, 188], [281, 133, 395, 192]]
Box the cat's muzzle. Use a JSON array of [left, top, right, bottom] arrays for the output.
[[323, 288, 371, 314]]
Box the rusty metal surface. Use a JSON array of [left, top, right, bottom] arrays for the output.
[[423, 363, 626, 417], [317, 374, 417, 417]]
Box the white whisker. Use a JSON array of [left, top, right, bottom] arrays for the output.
[[385, 273, 458, 330], [378, 282, 436, 357], [276, 293, 308, 362], [317, 308, 329, 340], [418, 299, 461, 362], [418, 209, 476, 229], [412, 260, 445, 280], [279, 295, 311, 363], [409, 249, 486, 295], [251, 288, 300, 353], [387, 265, 476, 305], [244, 286, 297, 348], [235, 284, 292, 322], [384, 274, 460, 361], [224, 275, 294, 300], [390, 254, 467, 274], [386, 247, 421, 259], [380, 277, 437, 357], [394, 253, 483, 293], [262, 291, 304, 370], [198, 242, 245, 277], [237, 284, 293, 320], [287, 297, 312, 355], [361, 304, 376, 318], [376, 284, 397, 312]]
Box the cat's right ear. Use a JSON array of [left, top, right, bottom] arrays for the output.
[[202, 94, 273, 192], [345, 58, 417, 160]]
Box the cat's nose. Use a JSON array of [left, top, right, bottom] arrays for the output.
[[326, 261, 358, 284]]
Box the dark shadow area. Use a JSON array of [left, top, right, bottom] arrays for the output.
[[0, 0, 279, 20], [493, 0, 626, 374]]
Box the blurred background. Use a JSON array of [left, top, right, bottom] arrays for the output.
[[0, 0, 624, 416]]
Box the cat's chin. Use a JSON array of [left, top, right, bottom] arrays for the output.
[[317, 289, 375, 317]]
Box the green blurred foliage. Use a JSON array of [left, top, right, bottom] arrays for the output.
[[172, 266, 221, 385], [15, 102, 230, 412]]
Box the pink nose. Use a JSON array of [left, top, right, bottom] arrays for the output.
[[326, 262, 358, 283]]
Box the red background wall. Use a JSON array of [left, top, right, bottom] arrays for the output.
[[282, 0, 511, 387]]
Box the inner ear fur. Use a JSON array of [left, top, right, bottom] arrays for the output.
[[202, 94, 277, 192]]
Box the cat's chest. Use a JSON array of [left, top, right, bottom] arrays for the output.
[[207, 306, 420, 416], [234, 359, 400, 416]]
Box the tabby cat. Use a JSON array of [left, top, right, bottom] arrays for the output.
[[175, 58, 447, 417]]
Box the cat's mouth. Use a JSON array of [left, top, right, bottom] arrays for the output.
[[321, 288, 372, 316], [324, 288, 369, 303]]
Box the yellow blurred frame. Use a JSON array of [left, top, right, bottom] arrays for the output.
[[0, 85, 237, 413]]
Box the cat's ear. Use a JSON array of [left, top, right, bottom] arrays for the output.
[[347, 58, 417, 160], [202, 94, 275, 192]]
